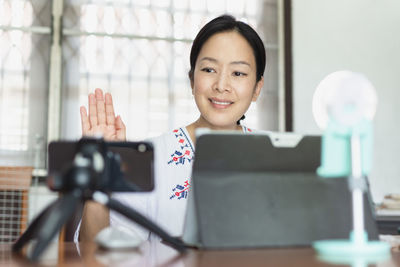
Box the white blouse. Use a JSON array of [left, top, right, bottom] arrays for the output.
[[74, 126, 253, 242]]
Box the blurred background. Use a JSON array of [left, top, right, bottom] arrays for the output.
[[0, 0, 399, 242], [0, 0, 282, 243], [0, 0, 281, 167]]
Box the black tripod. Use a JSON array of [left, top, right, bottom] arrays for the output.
[[12, 138, 186, 261]]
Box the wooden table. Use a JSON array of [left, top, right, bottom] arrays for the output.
[[1, 241, 400, 266]]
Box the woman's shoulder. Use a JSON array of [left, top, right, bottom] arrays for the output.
[[147, 127, 191, 145], [242, 125, 269, 134], [242, 125, 273, 135], [146, 127, 195, 164], [148, 127, 194, 153]]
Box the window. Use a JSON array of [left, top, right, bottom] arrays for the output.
[[0, 1, 50, 168], [0, 0, 282, 168], [62, 0, 264, 141]]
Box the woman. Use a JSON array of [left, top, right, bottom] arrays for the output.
[[78, 14, 266, 242]]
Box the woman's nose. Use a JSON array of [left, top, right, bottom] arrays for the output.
[[214, 73, 231, 93]]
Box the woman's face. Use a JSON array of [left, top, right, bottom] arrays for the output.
[[191, 30, 264, 130]]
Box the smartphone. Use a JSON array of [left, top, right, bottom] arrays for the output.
[[48, 140, 154, 192]]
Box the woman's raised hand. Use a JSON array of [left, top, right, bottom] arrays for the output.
[[80, 88, 126, 141]]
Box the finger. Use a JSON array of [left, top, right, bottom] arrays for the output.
[[115, 116, 126, 141], [88, 93, 98, 126], [80, 106, 91, 135], [105, 93, 115, 126], [95, 88, 106, 125], [115, 115, 126, 131]]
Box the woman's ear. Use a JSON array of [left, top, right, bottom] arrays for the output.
[[252, 76, 264, 102], [189, 72, 194, 94]]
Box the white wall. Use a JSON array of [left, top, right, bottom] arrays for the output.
[[292, 0, 400, 202]]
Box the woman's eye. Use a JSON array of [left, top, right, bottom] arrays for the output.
[[201, 67, 215, 73], [233, 71, 247, 77]]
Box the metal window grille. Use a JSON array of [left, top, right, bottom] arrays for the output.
[[0, 0, 279, 160], [0, 0, 50, 167], [61, 0, 264, 141], [0, 167, 32, 243]]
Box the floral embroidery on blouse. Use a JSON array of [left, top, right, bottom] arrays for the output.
[[167, 128, 194, 165], [169, 179, 191, 200]]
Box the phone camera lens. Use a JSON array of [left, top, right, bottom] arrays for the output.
[[138, 144, 147, 152]]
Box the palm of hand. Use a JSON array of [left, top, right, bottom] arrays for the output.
[[87, 124, 123, 140], [80, 89, 126, 141]]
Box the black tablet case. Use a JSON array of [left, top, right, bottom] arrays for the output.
[[183, 132, 379, 249]]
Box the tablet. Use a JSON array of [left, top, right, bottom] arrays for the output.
[[183, 131, 378, 248]]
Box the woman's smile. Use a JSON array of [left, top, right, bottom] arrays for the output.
[[209, 97, 234, 109]]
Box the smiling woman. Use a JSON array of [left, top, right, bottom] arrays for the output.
[[189, 30, 263, 132], [77, 14, 266, 243]]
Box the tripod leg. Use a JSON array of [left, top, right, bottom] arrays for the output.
[[93, 192, 186, 253], [28, 191, 82, 261], [12, 196, 65, 252]]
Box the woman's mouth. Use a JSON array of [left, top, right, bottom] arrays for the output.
[[210, 98, 234, 109]]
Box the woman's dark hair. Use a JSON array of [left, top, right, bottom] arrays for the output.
[[188, 14, 266, 83], [188, 14, 266, 125]]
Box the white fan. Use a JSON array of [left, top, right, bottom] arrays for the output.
[[312, 70, 377, 129], [311, 71, 390, 264]]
